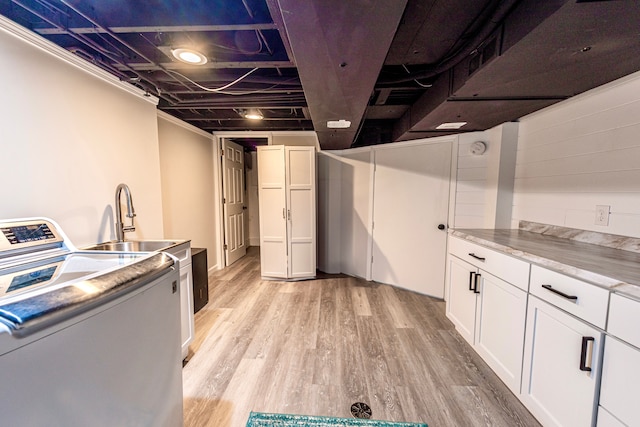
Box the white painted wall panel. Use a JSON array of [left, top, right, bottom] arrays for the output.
[[0, 24, 163, 247], [454, 132, 489, 229], [317, 152, 342, 274], [513, 70, 640, 237], [339, 150, 373, 279], [247, 152, 260, 247], [157, 114, 218, 270]]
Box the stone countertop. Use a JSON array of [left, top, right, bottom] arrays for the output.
[[450, 228, 640, 301]]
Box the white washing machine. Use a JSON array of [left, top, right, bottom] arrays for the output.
[[0, 218, 183, 426]]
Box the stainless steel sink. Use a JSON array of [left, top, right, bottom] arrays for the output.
[[83, 240, 179, 252]]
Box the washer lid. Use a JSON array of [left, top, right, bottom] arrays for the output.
[[0, 252, 174, 337]]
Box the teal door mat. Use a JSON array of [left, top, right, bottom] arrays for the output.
[[246, 412, 428, 427]]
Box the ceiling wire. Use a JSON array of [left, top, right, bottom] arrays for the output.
[[166, 67, 260, 93], [401, 64, 432, 88]]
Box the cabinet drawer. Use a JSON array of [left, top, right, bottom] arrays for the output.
[[448, 236, 530, 291], [530, 265, 609, 329], [608, 293, 640, 348]]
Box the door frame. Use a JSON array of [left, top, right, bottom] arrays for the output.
[[212, 132, 273, 270]]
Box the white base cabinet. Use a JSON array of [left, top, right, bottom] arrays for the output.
[[165, 241, 194, 360], [445, 236, 529, 394], [598, 293, 640, 427], [447, 233, 640, 427], [521, 296, 603, 427]]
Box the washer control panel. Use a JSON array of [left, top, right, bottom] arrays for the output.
[[0, 219, 65, 258]]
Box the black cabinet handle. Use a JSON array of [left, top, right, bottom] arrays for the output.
[[438, 224, 446, 230], [469, 271, 475, 291], [468, 253, 486, 261], [580, 336, 594, 372], [541, 284, 578, 301], [473, 273, 481, 294]]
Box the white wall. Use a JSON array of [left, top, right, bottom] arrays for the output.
[[453, 132, 490, 228], [317, 151, 343, 273], [338, 149, 374, 278], [246, 151, 260, 246], [157, 113, 218, 270], [0, 19, 164, 247], [452, 124, 519, 229], [513, 70, 640, 237]]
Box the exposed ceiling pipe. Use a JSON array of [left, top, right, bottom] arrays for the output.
[[240, 0, 274, 56], [56, 0, 195, 97], [11, 0, 183, 103], [379, 0, 521, 84]]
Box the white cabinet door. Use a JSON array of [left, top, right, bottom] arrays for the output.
[[522, 296, 603, 427], [597, 407, 626, 427], [257, 145, 316, 279], [599, 336, 640, 427], [445, 254, 478, 346], [180, 261, 194, 359], [285, 146, 316, 279], [475, 271, 527, 394], [258, 146, 288, 278]]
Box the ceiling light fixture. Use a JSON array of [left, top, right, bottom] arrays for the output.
[[436, 122, 467, 130], [241, 109, 264, 120], [171, 48, 208, 65], [327, 119, 351, 129]]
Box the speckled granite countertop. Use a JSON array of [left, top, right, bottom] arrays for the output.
[[450, 225, 640, 301]]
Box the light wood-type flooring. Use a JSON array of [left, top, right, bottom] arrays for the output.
[[182, 247, 540, 427]]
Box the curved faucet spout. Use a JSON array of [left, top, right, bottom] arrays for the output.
[[115, 183, 136, 242]]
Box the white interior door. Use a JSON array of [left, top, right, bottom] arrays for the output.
[[371, 141, 452, 297], [222, 139, 246, 266], [257, 146, 288, 277], [285, 146, 316, 278]]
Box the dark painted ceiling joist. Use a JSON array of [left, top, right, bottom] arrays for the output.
[[273, 0, 408, 150]]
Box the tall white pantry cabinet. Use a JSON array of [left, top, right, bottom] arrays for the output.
[[257, 145, 316, 280]]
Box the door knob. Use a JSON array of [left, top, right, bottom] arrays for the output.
[[438, 224, 446, 230]]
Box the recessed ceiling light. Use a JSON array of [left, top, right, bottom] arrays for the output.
[[436, 122, 467, 130], [242, 109, 264, 120], [171, 48, 208, 65]]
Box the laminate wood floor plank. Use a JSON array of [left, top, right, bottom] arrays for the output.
[[183, 247, 541, 427]]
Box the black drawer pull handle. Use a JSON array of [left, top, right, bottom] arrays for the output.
[[473, 273, 481, 294], [580, 336, 594, 372], [468, 253, 486, 261], [469, 271, 475, 291], [541, 284, 578, 301]]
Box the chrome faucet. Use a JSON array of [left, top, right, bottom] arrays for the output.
[[115, 183, 136, 242]]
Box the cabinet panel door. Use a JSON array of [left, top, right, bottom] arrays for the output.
[[180, 263, 194, 359], [597, 407, 625, 427], [521, 296, 602, 427], [258, 146, 288, 278], [599, 336, 640, 427], [475, 272, 527, 394], [286, 147, 316, 278], [445, 255, 478, 346]]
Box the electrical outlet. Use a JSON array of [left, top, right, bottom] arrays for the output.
[[595, 205, 610, 226]]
